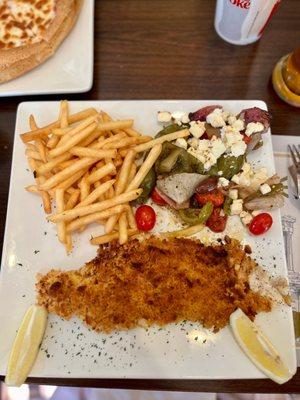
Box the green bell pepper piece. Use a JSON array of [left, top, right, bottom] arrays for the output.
[[179, 202, 213, 226], [135, 167, 156, 204], [217, 154, 245, 180]]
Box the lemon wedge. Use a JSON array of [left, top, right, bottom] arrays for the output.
[[5, 305, 48, 387], [230, 308, 293, 384]]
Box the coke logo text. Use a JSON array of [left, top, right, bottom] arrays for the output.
[[229, 0, 251, 9]]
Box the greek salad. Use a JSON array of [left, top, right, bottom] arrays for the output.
[[134, 105, 287, 236]]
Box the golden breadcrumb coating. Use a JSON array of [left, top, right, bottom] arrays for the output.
[[36, 237, 272, 332]]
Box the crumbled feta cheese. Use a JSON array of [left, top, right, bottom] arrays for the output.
[[230, 163, 268, 190], [218, 170, 223, 176], [230, 199, 243, 215], [157, 111, 172, 123], [187, 137, 225, 171], [231, 119, 244, 132], [231, 175, 240, 184], [188, 137, 199, 149], [218, 177, 229, 187], [189, 120, 206, 138], [232, 162, 252, 186], [181, 113, 190, 124], [252, 210, 262, 217], [229, 189, 238, 200], [251, 167, 268, 190], [245, 122, 264, 137], [231, 140, 247, 157], [227, 115, 237, 126], [210, 137, 226, 159], [240, 211, 252, 225], [206, 108, 226, 128], [242, 162, 251, 173], [222, 111, 230, 122], [175, 138, 187, 150], [171, 111, 190, 125], [221, 126, 246, 157], [260, 183, 271, 195]]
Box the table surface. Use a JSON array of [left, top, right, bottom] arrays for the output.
[[0, 0, 300, 393]]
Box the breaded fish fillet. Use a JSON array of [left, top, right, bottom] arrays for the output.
[[36, 237, 272, 332]]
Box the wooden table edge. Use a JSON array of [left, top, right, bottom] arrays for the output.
[[1, 374, 299, 392]]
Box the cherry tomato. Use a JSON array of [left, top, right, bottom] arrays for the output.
[[195, 189, 224, 207], [151, 188, 167, 206], [135, 205, 156, 231], [242, 133, 252, 145], [206, 208, 228, 233], [248, 213, 273, 235]]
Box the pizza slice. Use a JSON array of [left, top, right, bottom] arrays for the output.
[[0, 0, 83, 83]]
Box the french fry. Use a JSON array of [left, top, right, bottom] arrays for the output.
[[56, 168, 88, 190], [92, 133, 127, 149], [128, 162, 137, 184], [65, 189, 80, 210], [87, 163, 116, 184], [97, 119, 133, 133], [52, 126, 72, 136], [69, 147, 117, 159], [79, 175, 90, 202], [127, 207, 137, 229], [48, 189, 142, 222], [160, 224, 204, 238], [76, 179, 115, 208], [29, 115, 48, 163], [100, 112, 140, 138], [25, 149, 42, 161], [25, 120, 52, 214], [67, 204, 130, 233], [127, 144, 162, 191], [20, 108, 98, 142], [66, 187, 76, 194], [36, 153, 72, 175], [65, 233, 73, 253], [35, 140, 47, 163], [125, 127, 141, 137], [47, 134, 60, 149], [118, 212, 128, 244], [49, 121, 98, 158], [22, 104, 164, 249], [115, 150, 136, 194], [60, 100, 69, 129], [78, 127, 106, 148], [25, 185, 39, 194], [25, 143, 36, 151], [37, 176, 52, 214], [57, 114, 98, 147], [49, 101, 69, 150], [103, 137, 147, 150], [58, 159, 77, 170], [133, 129, 189, 153], [90, 228, 137, 245], [55, 188, 66, 244], [39, 157, 99, 191], [105, 150, 135, 233]]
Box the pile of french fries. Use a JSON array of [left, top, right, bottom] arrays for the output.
[[20, 101, 190, 253]]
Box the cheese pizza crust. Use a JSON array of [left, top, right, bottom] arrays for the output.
[[0, 0, 82, 83]]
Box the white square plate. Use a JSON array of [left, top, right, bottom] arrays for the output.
[[0, 100, 296, 380], [0, 1, 94, 97]]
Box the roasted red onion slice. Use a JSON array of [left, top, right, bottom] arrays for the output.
[[238, 107, 271, 133], [195, 177, 219, 194], [244, 194, 284, 211], [189, 105, 222, 121]]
